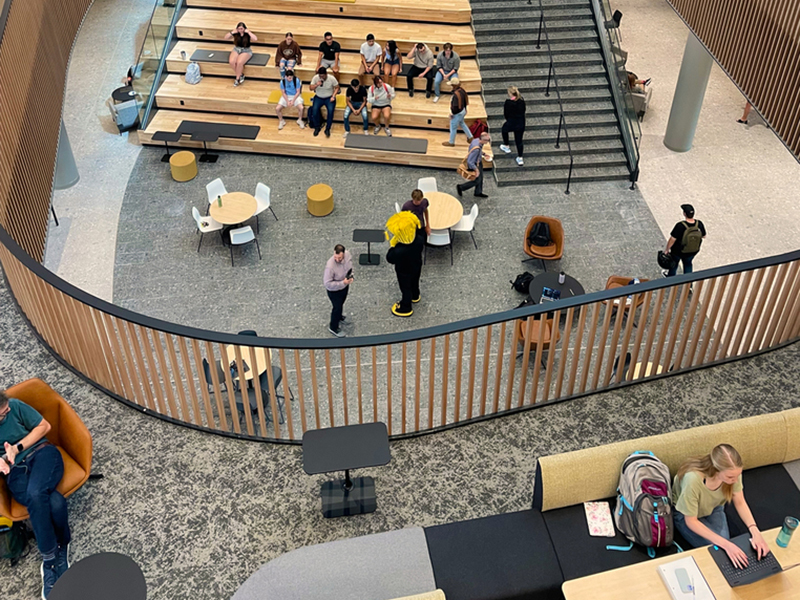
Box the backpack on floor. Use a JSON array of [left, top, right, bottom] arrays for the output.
[[469, 119, 488, 138], [511, 272, 534, 294], [606, 451, 677, 558], [185, 61, 202, 85], [528, 222, 551, 247], [679, 221, 703, 254], [0, 518, 28, 566]]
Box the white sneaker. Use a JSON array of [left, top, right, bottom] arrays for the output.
[[499, 144, 512, 154], [385, 127, 392, 137], [433, 96, 440, 103], [343, 131, 349, 138], [278, 120, 286, 130], [374, 125, 381, 135], [516, 156, 524, 166], [363, 129, 369, 136], [297, 119, 305, 129]]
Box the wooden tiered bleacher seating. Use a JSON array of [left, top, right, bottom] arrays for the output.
[[166, 41, 482, 93], [185, 0, 472, 24], [176, 10, 476, 56]]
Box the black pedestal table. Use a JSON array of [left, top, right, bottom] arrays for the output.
[[49, 552, 146, 600], [353, 229, 386, 265]]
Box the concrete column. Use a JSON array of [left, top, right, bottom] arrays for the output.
[[663, 33, 714, 152], [54, 120, 80, 190]]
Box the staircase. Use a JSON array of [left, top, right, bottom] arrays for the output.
[[471, 0, 631, 187]]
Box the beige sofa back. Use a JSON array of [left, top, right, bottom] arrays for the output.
[[392, 591, 446, 600], [537, 407, 800, 512]]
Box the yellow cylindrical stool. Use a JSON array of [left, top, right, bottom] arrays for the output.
[[307, 183, 334, 217], [170, 151, 198, 182]]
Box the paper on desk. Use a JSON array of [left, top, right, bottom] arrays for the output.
[[657, 556, 716, 600]]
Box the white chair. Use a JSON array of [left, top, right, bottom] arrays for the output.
[[452, 204, 479, 249], [192, 207, 223, 252], [417, 177, 438, 194], [425, 229, 453, 265], [206, 178, 228, 213], [254, 182, 278, 233], [229, 225, 261, 267], [395, 202, 402, 214]]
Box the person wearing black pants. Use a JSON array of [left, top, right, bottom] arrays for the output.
[[499, 86, 526, 166], [456, 132, 491, 199], [323, 244, 353, 337], [405, 43, 435, 98], [387, 228, 425, 317]]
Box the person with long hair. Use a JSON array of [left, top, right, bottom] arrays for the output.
[[368, 74, 395, 136], [224, 22, 258, 86], [382, 40, 402, 90], [499, 86, 526, 166], [673, 444, 770, 568]]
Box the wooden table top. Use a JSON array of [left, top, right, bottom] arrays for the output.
[[209, 192, 257, 225], [222, 345, 271, 382], [562, 527, 800, 600], [426, 191, 463, 230]]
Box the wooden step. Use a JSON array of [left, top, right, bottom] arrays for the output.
[[185, 0, 472, 24], [155, 74, 487, 131], [166, 40, 482, 93], [141, 110, 491, 169], [176, 8, 477, 57]]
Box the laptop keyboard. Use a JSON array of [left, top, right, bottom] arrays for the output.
[[717, 550, 780, 582]]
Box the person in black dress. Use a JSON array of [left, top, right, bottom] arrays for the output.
[[498, 86, 526, 166]]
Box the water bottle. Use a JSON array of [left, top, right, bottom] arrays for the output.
[[180, 50, 187, 60], [217, 195, 222, 207], [558, 271, 565, 285], [776, 516, 798, 548]]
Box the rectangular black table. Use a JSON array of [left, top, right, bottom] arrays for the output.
[[303, 422, 391, 518], [353, 229, 386, 265], [189, 49, 270, 66], [176, 120, 260, 140]]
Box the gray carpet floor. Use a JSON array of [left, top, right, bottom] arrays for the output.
[[2, 267, 799, 600]]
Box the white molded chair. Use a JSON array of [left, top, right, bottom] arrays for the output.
[[417, 177, 438, 194], [425, 229, 453, 265], [192, 207, 223, 252], [254, 182, 278, 233], [206, 178, 228, 213], [229, 225, 261, 267], [452, 204, 479, 249], [395, 202, 402, 214]]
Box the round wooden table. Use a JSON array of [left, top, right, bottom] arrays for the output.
[[209, 192, 257, 225], [221, 345, 271, 382], [426, 191, 463, 230]]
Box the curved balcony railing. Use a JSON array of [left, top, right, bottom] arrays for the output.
[[1, 0, 799, 444]]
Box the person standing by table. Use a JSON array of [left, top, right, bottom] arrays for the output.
[[401, 189, 431, 236], [386, 212, 425, 317], [323, 244, 353, 337]]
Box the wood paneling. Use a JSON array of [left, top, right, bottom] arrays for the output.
[[668, 0, 800, 159]]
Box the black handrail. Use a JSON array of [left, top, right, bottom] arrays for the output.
[[535, 0, 575, 194]]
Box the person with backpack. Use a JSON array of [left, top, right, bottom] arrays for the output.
[[441, 78, 472, 147], [0, 391, 72, 598], [673, 444, 770, 568], [456, 132, 491, 199], [664, 203, 706, 277], [275, 70, 305, 130], [368, 74, 395, 136]]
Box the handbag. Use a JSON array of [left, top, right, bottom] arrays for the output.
[[657, 250, 677, 270], [457, 145, 481, 181]]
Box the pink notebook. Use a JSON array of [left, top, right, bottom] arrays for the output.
[[584, 501, 616, 537]]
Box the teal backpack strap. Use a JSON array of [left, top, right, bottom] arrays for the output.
[[606, 542, 634, 552], [674, 541, 684, 553], [647, 547, 656, 558]]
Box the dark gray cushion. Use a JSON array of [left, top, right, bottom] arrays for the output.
[[190, 49, 270, 66], [345, 134, 428, 154]]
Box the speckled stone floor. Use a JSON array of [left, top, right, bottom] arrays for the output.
[[2, 270, 799, 600]]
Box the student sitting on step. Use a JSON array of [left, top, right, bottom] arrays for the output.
[[368, 74, 395, 137], [276, 70, 305, 130], [224, 22, 258, 86], [275, 32, 302, 78]]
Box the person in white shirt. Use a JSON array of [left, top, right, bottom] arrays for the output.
[[359, 33, 382, 85], [368, 74, 396, 136]]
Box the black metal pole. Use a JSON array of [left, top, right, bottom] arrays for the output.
[[555, 113, 563, 149], [343, 469, 353, 491], [536, 13, 543, 49], [545, 61, 552, 97], [565, 158, 573, 195]]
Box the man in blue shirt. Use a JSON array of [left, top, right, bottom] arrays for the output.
[[456, 132, 491, 198], [0, 391, 71, 598]]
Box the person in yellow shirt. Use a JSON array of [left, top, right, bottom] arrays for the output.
[[673, 444, 770, 569]]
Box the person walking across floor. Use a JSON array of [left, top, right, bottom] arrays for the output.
[[456, 132, 491, 199], [309, 67, 339, 138], [498, 86, 526, 166], [1, 391, 72, 599], [406, 42, 435, 98], [386, 212, 425, 317], [323, 244, 353, 337], [433, 43, 461, 103], [664, 203, 706, 277], [441, 78, 472, 147]]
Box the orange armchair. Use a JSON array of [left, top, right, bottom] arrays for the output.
[[1, 379, 93, 521], [515, 315, 558, 369], [602, 276, 650, 328], [523, 216, 564, 271]]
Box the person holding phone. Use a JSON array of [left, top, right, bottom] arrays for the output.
[[323, 244, 353, 337]]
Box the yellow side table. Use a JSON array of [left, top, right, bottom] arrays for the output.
[[170, 151, 197, 182], [307, 183, 334, 216]]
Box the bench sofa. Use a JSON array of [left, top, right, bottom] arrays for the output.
[[232, 408, 800, 600]]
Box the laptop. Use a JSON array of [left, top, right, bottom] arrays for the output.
[[708, 532, 782, 587]]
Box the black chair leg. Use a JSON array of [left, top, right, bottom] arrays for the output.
[[255, 214, 259, 234], [230, 245, 235, 267], [51, 206, 59, 226], [254, 238, 262, 260], [541, 259, 547, 272], [470, 230, 477, 249], [449, 238, 453, 266], [269, 207, 278, 221], [197, 232, 204, 252]]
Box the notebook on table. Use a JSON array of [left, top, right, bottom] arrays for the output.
[[657, 556, 715, 600], [708, 532, 783, 587]]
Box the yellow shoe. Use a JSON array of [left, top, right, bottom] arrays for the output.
[[412, 295, 421, 303], [391, 303, 413, 317]]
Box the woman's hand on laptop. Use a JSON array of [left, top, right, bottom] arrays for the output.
[[749, 529, 771, 559], [723, 540, 749, 569]]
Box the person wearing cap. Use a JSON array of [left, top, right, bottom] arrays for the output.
[[442, 77, 472, 147], [433, 43, 461, 102], [664, 204, 706, 277], [359, 34, 382, 85]]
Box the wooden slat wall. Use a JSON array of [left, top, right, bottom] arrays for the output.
[[668, 0, 800, 159], [0, 0, 93, 260]]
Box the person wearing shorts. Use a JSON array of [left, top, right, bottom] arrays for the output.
[[368, 74, 395, 136], [381, 40, 402, 90], [224, 22, 257, 86], [275, 32, 302, 78], [316, 32, 341, 75], [276, 70, 305, 130], [359, 34, 382, 85]]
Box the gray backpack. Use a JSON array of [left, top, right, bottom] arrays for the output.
[[606, 451, 676, 558], [185, 61, 202, 84]]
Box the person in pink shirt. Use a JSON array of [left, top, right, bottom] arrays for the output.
[[323, 244, 353, 337]]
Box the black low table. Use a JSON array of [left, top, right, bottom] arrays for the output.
[[528, 272, 585, 304], [191, 130, 219, 163], [112, 85, 136, 102], [177, 120, 260, 140], [152, 131, 182, 162], [353, 229, 385, 265], [303, 422, 391, 518], [49, 552, 146, 600]]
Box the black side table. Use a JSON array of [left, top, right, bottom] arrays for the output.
[[151, 131, 182, 162], [191, 130, 220, 163], [111, 86, 136, 102], [49, 552, 146, 600], [353, 229, 386, 265], [303, 422, 391, 518], [528, 272, 585, 304]]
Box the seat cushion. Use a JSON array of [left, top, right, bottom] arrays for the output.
[[724, 464, 800, 537], [8, 447, 87, 519], [529, 243, 557, 257], [424, 510, 563, 600], [543, 498, 679, 582]]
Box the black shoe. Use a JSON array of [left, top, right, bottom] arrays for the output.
[[313, 128, 321, 137], [456, 185, 463, 197], [474, 193, 489, 198], [42, 562, 58, 599], [340, 315, 347, 322], [324, 129, 331, 138], [408, 89, 414, 97], [426, 91, 431, 99]]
